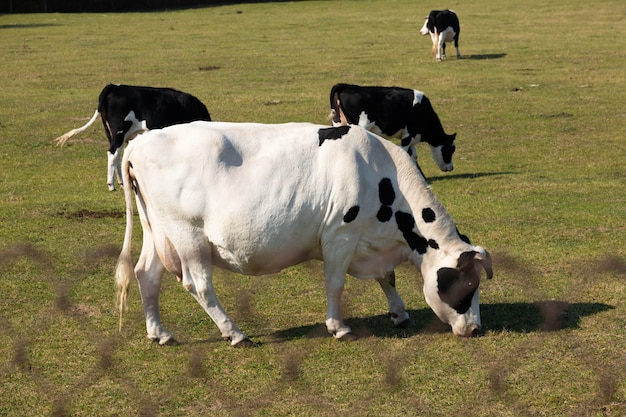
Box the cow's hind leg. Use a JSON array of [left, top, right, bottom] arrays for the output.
[[178, 237, 252, 347], [376, 271, 412, 328], [135, 230, 175, 345], [322, 248, 356, 341], [454, 35, 461, 58]]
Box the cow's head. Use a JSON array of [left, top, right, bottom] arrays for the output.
[[429, 133, 456, 172], [422, 248, 493, 337], [419, 16, 431, 36]]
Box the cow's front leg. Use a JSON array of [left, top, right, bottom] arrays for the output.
[[376, 271, 412, 328], [400, 135, 419, 163], [430, 33, 439, 60], [107, 147, 123, 191], [134, 234, 175, 345], [401, 137, 427, 179]]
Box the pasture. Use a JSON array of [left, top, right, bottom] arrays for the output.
[[1, 0, 625, 415]]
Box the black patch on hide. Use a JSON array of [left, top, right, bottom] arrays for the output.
[[422, 207, 436, 223], [376, 178, 395, 222], [318, 125, 351, 146], [376, 206, 393, 222], [436, 251, 481, 314], [395, 211, 428, 254], [456, 227, 471, 244], [343, 205, 360, 223], [378, 178, 395, 205]]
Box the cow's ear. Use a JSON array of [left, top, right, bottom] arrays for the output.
[[473, 247, 493, 279]]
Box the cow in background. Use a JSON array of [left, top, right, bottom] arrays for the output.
[[54, 84, 211, 191], [329, 83, 456, 174], [420, 9, 461, 61], [115, 121, 492, 347]]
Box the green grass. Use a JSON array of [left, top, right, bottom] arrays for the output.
[[1, 0, 625, 415]]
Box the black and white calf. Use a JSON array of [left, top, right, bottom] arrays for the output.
[[54, 84, 211, 190], [419, 9, 461, 61], [116, 122, 492, 347], [330, 83, 456, 173]]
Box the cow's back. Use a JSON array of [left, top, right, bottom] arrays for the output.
[[99, 84, 211, 127]]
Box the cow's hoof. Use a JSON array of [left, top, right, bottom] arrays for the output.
[[395, 318, 415, 329], [159, 337, 180, 346], [233, 338, 258, 348], [338, 332, 358, 342]]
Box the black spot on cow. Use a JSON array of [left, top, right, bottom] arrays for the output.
[[343, 205, 360, 223], [378, 178, 395, 206], [376, 206, 393, 222], [122, 120, 134, 136], [456, 227, 471, 244], [376, 178, 395, 222], [318, 125, 351, 146], [436, 267, 474, 314], [422, 207, 436, 223], [395, 211, 428, 254], [428, 239, 439, 249], [436, 251, 481, 314]]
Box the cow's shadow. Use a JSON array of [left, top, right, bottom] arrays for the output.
[[427, 171, 516, 183], [268, 301, 613, 342], [0, 23, 62, 29], [463, 53, 508, 60]]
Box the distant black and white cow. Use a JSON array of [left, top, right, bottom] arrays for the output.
[[419, 9, 461, 61], [54, 84, 211, 191], [330, 83, 456, 173], [116, 121, 492, 347]]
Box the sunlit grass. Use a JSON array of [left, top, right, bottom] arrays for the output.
[[1, 0, 625, 415]]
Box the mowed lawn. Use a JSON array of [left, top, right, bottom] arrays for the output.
[[1, 0, 625, 416]]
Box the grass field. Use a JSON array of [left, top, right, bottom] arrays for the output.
[[1, 0, 625, 415]]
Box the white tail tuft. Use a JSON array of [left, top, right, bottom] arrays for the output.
[[54, 110, 100, 146]]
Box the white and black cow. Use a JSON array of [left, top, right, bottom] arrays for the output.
[[330, 83, 456, 174], [116, 121, 492, 347], [54, 84, 211, 191], [419, 9, 461, 61]]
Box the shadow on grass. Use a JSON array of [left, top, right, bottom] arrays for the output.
[[427, 171, 516, 183], [269, 301, 614, 342], [0, 23, 62, 29], [463, 53, 508, 60]]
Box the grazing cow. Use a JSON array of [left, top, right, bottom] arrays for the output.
[[54, 84, 211, 191], [419, 9, 461, 61], [116, 121, 492, 347], [330, 83, 456, 174]]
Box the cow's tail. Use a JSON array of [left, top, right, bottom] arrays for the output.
[[54, 109, 100, 146], [115, 150, 136, 332]]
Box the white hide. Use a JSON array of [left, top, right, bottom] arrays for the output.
[[116, 121, 489, 345]]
